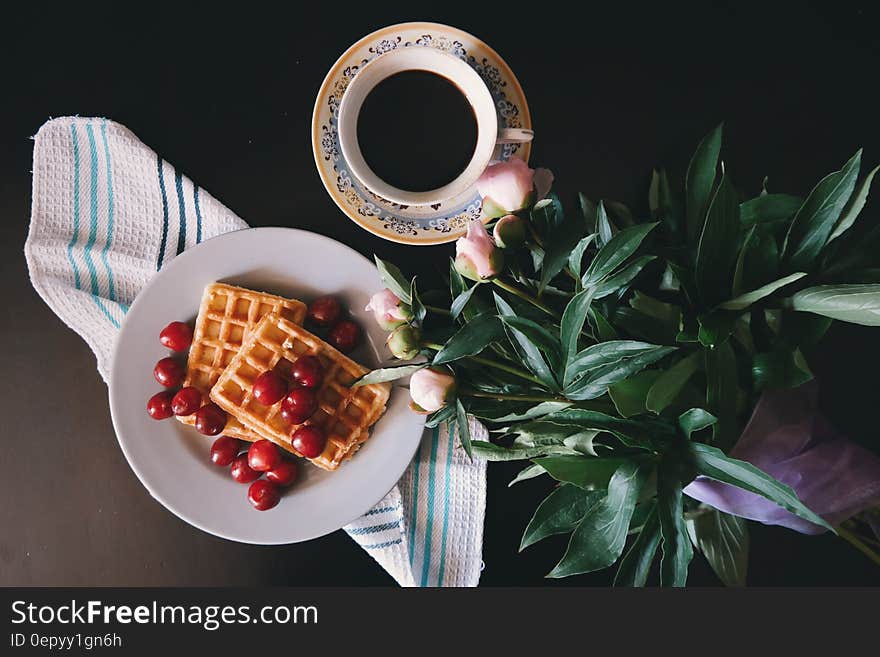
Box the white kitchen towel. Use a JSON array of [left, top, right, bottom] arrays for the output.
[[25, 117, 487, 587]]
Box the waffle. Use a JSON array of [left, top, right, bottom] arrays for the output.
[[177, 283, 307, 442], [209, 313, 391, 470]]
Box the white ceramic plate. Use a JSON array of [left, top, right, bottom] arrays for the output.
[[109, 228, 424, 544]]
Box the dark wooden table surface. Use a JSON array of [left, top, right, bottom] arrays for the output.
[[2, 2, 879, 586]]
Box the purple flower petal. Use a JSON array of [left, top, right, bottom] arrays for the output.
[[685, 383, 880, 534]]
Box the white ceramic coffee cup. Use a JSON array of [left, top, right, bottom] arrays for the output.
[[337, 47, 533, 206]]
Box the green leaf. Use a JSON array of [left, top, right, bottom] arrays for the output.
[[494, 293, 558, 389], [752, 347, 812, 390], [568, 233, 597, 280], [739, 194, 802, 227], [374, 256, 412, 304], [733, 226, 780, 297], [686, 508, 749, 587], [593, 256, 657, 299], [474, 401, 571, 423], [788, 284, 880, 326], [609, 370, 661, 418], [560, 289, 595, 371], [720, 272, 807, 310], [521, 484, 604, 550], [657, 460, 693, 587], [432, 313, 503, 364], [564, 346, 676, 401], [705, 341, 738, 448], [779, 311, 832, 347], [565, 340, 665, 387], [455, 399, 472, 459], [511, 421, 600, 457], [827, 164, 880, 244], [539, 196, 584, 292], [509, 463, 546, 487], [533, 455, 629, 490], [499, 315, 563, 374], [695, 173, 741, 307], [697, 311, 736, 347], [583, 223, 658, 287], [646, 351, 702, 413], [783, 149, 862, 271], [472, 441, 580, 462], [595, 200, 615, 247], [686, 123, 723, 245], [650, 168, 683, 238], [352, 364, 425, 387], [548, 462, 648, 577], [614, 503, 661, 587], [542, 408, 675, 450], [589, 307, 617, 341], [424, 404, 456, 428], [689, 442, 834, 531], [629, 291, 681, 328], [677, 408, 717, 438], [450, 284, 478, 321], [409, 277, 426, 323]]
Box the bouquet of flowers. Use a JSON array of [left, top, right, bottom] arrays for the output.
[[357, 125, 880, 585]]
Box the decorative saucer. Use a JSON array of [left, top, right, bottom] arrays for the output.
[[311, 22, 532, 245]]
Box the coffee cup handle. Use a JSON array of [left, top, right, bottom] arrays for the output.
[[496, 128, 534, 144]]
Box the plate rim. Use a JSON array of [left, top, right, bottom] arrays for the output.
[[311, 21, 532, 246], [108, 226, 425, 545]]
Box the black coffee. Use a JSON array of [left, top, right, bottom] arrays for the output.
[[357, 70, 478, 193]]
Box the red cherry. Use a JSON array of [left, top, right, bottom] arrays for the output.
[[307, 295, 342, 327], [266, 460, 298, 487], [230, 453, 261, 484], [252, 371, 288, 406], [327, 320, 361, 353], [248, 480, 281, 511], [210, 436, 240, 467], [159, 321, 194, 351], [290, 355, 323, 389], [171, 386, 202, 416], [154, 357, 185, 387], [280, 387, 318, 424], [291, 426, 327, 459], [247, 439, 281, 472], [147, 390, 175, 420], [194, 403, 226, 436]]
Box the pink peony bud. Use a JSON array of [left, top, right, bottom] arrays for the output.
[[386, 325, 422, 360], [492, 214, 527, 249], [409, 368, 456, 413], [365, 288, 413, 331], [454, 220, 504, 282], [475, 158, 536, 217]]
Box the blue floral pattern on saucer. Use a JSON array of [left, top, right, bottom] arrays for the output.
[[312, 22, 532, 245]]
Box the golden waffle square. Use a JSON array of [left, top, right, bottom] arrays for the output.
[[209, 313, 391, 470], [177, 283, 307, 442]]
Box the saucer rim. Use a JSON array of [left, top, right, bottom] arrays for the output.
[[311, 21, 532, 246]]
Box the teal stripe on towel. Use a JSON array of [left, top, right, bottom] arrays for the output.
[[66, 124, 82, 290], [99, 121, 117, 301], [408, 441, 422, 566], [156, 156, 170, 270], [174, 168, 186, 255], [193, 184, 203, 243], [83, 123, 101, 296], [420, 426, 440, 586], [437, 422, 456, 586]]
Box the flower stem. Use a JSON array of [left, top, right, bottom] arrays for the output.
[[837, 525, 880, 568], [461, 389, 567, 403], [491, 278, 561, 320], [422, 342, 545, 387], [424, 304, 452, 316]]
